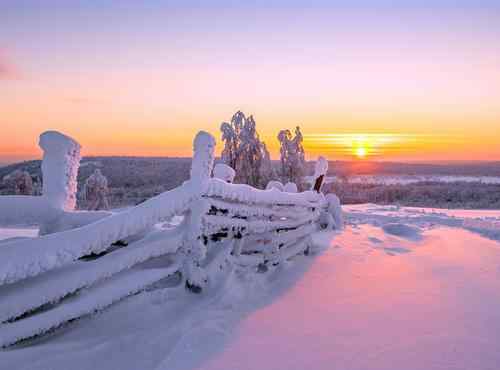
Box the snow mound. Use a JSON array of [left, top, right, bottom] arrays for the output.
[[382, 223, 422, 241], [266, 181, 284, 191], [213, 163, 235, 183], [283, 182, 298, 193]]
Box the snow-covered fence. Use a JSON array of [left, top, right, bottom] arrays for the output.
[[0, 131, 109, 234], [181, 180, 326, 290], [0, 130, 339, 347], [0, 131, 81, 226]]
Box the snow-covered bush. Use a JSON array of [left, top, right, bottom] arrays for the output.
[[84, 169, 110, 210], [220, 111, 275, 188], [278, 126, 306, 189]]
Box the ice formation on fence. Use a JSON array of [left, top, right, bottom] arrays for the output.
[[0, 129, 342, 347]]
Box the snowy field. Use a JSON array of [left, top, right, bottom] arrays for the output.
[[2, 205, 500, 370]]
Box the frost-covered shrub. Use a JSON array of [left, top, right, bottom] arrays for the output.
[[220, 111, 275, 188], [278, 126, 306, 189], [84, 169, 110, 210]]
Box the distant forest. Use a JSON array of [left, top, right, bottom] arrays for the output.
[[1, 157, 500, 209]]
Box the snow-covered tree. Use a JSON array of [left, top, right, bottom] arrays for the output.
[[84, 169, 110, 210], [278, 126, 306, 188], [220, 111, 275, 188]]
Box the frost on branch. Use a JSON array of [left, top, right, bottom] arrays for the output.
[[84, 169, 110, 210], [213, 163, 235, 183], [278, 126, 306, 189], [39, 131, 81, 211], [220, 111, 275, 188]]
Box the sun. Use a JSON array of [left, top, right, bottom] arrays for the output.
[[355, 146, 367, 158]]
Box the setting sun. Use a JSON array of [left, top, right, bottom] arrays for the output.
[[355, 147, 367, 158]]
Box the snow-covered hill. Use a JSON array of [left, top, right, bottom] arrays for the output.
[[1, 205, 500, 370]]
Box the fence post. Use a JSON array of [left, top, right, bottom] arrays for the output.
[[183, 131, 216, 292], [39, 131, 81, 211], [312, 156, 328, 193], [190, 131, 216, 187]]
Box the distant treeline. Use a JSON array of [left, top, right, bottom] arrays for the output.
[[322, 161, 500, 177], [327, 182, 500, 209], [2, 157, 500, 209], [0, 157, 192, 207]]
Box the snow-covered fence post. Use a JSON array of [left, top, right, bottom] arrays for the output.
[[182, 131, 216, 292], [39, 131, 81, 211], [312, 156, 328, 193], [189, 131, 216, 188]]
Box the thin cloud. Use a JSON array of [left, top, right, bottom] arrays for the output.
[[0, 50, 20, 80]]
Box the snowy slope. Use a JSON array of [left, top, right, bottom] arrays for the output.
[[1, 206, 500, 370]]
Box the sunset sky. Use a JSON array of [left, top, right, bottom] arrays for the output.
[[1, 0, 500, 163]]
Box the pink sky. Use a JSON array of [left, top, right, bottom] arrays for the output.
[[1, 2, 499, 162]]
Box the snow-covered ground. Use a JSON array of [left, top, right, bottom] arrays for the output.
[[2, 205, 500, 370], [0, 227, 38, 243]]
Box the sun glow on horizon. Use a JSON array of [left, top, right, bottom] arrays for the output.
[[355, 146, 367, 158], [304, 133, 412, 160]]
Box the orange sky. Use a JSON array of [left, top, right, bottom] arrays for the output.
[[1, 3, 500, 163]]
